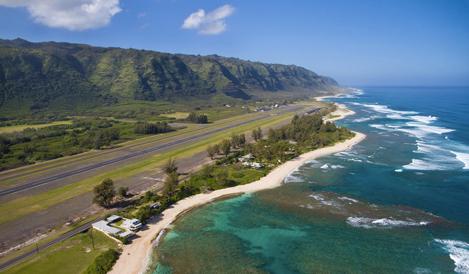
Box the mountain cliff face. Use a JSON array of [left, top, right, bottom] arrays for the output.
[[0, 38, 338, 116]]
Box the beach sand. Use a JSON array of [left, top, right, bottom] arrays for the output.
[[316, 95, 356, 122], [109, 102, 364, 274]]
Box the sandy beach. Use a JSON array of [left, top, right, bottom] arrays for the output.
[[110, 102, 364, 274], [316, 95, 356, 122]]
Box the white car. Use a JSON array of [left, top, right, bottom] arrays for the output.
[[122, 218, 143, 231]]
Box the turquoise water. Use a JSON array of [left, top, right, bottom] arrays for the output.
[[154, 87, 469, 274]]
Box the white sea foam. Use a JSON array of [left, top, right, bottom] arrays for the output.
[[356, 103, 418, 115], [386, 113, 406, 120], [451, 151, 469, 170], [284, 174, 303, 183], [369, 124, 393, 131], [352, 116, 378, 123], [351, 100, 468, 171], [410, 115, 437, 124], [284, 167, 304, 183], [346, 217, 429, 229], [435, 239, 469, 274], [305, 159, 319, 165], [319, 164, 344, 170], [406, 122, 454, 135], [394, 169, 403, 173], [338, 196, 358, 203], [403, 159, 447, 171], [415, 141, 442, 154], [309, 194, 341, 207]]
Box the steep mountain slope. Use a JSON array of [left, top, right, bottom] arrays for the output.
[[0, 38, 338, 117]]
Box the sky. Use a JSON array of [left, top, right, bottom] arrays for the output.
[[0, 0, 468, 86]]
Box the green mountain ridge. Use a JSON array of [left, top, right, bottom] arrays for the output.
[[0, 38, 338, 118]]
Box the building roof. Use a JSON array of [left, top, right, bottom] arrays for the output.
[[117, 231, 134, 238], [106, 215, 121, 223], [92, 220, 121, 235]]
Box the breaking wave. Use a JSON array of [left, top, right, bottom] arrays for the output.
[[435, 239, 469, 274], [346, 217, 430, 229], [451, 151, 469, 170], [353, 101, 468, 171]]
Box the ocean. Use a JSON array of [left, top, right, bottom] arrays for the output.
[[153, 87, 469, 274]]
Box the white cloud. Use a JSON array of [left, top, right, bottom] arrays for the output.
[[0, 0, 122, 31], [182, 4, 234, 35]]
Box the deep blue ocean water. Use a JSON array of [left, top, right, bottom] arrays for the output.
[[154, 87, 469, 274]]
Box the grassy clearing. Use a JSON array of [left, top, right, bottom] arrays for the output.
[[159, 112, 189, 120], [0, 113, 294, 225], [2, 230, 118, 274], [0, 121, 72, 134]]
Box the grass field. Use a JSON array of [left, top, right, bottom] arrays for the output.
[[2, 230, 118, 274], [0, 111, 295, 225], [159, 112, 190, 120], [0, 121, 72, 134]]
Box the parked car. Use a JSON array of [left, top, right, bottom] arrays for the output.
[[122, 218, 143, 231], [150, 202, 161, 209]]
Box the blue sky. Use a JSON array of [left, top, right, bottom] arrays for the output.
[[1, 0, 468, 86]]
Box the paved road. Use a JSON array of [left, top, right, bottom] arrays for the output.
[[0, 105, 302, 198], [0, 221, 93, 272]]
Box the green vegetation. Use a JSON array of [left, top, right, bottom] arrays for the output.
[[0, 38, 337, 119], [186, 112, 209, 124], [83, 249, 120, 274], [117, 186, 129, 198], [0, 121, 72, 134], [2, 229, 118, 274], [134, 122, 173, 134], [251, 127, 263, 141], [93, 179, 116, 208], [0, 111, 293, 225], [112, 113, 353, 224], [0, 118, 175, 171], [1, 112, 352, 273]]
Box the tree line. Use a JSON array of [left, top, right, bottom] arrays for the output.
[[0, 118, 177, 171], [186, 112, 208, 124]]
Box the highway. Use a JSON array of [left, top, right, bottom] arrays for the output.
[[0, 221, 94, 271]]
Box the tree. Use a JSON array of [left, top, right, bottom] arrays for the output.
[[163, 171, 179, 196], [238, 133, 246, 147], [215, 169, 234, 187], [135, 206, 152, 223], [230, 134, 240, 148], [207, 145, 218, 159], [252, 127, 263, 141], [220, 139, 231, 157], [117, 186, 129, 198], [187, 112, 208, 124], [93, 178, 115, 208], [163, 158, 178, 175], [134, 122, 173, 134]]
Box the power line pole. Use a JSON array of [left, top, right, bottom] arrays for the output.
[[89, 228, 95, 250]]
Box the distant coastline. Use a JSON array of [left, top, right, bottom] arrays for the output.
[[109, 101, 365, 274]]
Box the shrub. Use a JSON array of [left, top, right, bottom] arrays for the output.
[[84, 249, 120, 274]]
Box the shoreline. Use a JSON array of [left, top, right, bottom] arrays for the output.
[[109, 103, 365, 274], [316, 95, 356, 122]]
